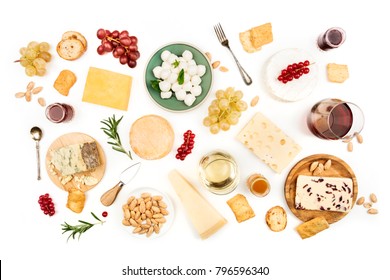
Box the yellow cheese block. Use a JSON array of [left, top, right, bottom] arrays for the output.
[[82, 67, 133, 111], [236, 112, 301, 173], [168, 170, 227, 239]]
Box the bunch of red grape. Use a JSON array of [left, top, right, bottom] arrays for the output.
[[38, 193, 55, 216], [175, 130, 195, 160], [278, 60, 310, 84], [96, 28, 140, 68]]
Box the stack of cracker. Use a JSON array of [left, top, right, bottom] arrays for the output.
[[239, 23, 273, 53]]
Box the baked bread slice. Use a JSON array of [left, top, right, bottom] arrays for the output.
[[296, 216, 329, 239], [226, 194, 255, 223], [57, 38, 85, 61], [327, 63, 349, 83], [239, 30, 260, 53], [53, 69, 77, 96], [265, 206, 287, 232], [62, 31, 87, 49]]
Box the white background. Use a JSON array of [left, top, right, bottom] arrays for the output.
[[1, 0, 389, 279]]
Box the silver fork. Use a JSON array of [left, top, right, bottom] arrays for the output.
[[214, 23, 252, 85]]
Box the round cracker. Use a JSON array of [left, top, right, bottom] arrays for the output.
[[129, 115, 174, 160], [62, 31, 88, 49], [265, 206, 287, 232], [56, 38, 85, 61]]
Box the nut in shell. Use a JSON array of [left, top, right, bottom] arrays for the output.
[[309, 161, 319, 172], [367, 208, 378, 215], [356, 196, 365, 205], [369, 193, 377, 203], [250, 96, 259, 107], [324, 159, 332, 170]]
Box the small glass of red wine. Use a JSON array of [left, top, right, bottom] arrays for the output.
[[307, 98, 364, 140], [317, 27, 346, 51]]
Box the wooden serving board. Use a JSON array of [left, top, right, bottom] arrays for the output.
[[284, 154, 358, 224], [45, 132, 106, 192]]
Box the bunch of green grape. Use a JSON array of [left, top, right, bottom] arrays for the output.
[[203, 87, 248, 134], [18, 41, 52, 77]]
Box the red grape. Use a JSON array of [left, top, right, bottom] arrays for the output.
[[96, 28, 140, 68]]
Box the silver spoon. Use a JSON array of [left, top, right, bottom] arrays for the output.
[[30, 126, 43, 180]]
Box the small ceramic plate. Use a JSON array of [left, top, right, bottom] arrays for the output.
[[121, 187, 174, 239], [144, 42, 213, 112], [264, 48, 318, 102]]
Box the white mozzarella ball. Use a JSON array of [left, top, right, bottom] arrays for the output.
[[179, 61, 188, 71], [187, 59, 196, 66], [161, 50, 171, 61], [171, 82, 182, 93], [175, 89, 186, 101], [184, 73, 190, 83], [197, 64, 206, 76], [168, 53, 178, 64], [152, 66, 163, 79], [182, 50, 193, 61], [184, 94, 196, 106], [190, 85, 202, 96], [187, 65, 198, 76], [168, 72, 178, 84], [191, 75, 202, 86], [160, 91, 172, 99], [162, 61, 171, 70], [182, 81, 192, 92], [160, 69, 171, 80], [159, 80, 171, 92]]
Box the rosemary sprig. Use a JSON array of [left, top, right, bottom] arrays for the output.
[[100, 115, 132, 159], [61, 212, 105, 241]]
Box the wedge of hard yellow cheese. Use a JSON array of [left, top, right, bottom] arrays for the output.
[[168, 170, 227, 239]]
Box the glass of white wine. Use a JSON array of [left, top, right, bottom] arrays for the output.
[[198, 150, 239, 195]]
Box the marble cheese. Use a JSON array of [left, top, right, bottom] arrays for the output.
[[50, 142, 100, 176], [295, 175, 353, 212], [236, 112, 301, 173]]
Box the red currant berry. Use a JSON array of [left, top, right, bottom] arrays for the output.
[[102, 211, 108, 218]]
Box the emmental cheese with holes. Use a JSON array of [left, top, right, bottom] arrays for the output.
[[236, 112, 301, 173], [168, 170, 227, 239]]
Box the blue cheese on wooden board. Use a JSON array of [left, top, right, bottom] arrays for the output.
[[295, 175, 353, 212], [50, 142, 100, 176], [236, 112, 301, 173]]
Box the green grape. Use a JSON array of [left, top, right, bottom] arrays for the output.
[[236, 100, 248, 112], [25, 48, 38, 60], [19, 56, 30, 67], [209, 123, 220, 134], [203, 116, 212, 127], [27, 41, 39, 51], [36, 68, 46, 76], [208, 104, 220, 115], [227, 114, 239, 125], [209, 115, 218, 124], [25, 65, 37, 76], [19, 47, 27, 55], [215, 90, 225, 99], [33, 58, 46, 70], [219, 120, 230, 131], [224, 87, 234, 98], [38, 51, 52, 62], [211, 99, 218, 107], [233, 90, 243, 100], [218, 98, 229, 110], [39, 42, 50, 52]]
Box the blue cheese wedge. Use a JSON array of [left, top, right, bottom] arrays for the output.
[[295, 175, 353, 212], [236, 112, 301, 173], [50, 142, 100, 176]]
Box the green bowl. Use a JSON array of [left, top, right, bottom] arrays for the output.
[[144, 42, 213, 112]]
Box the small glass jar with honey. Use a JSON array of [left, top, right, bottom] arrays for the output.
[[246, 173, 270, 197]]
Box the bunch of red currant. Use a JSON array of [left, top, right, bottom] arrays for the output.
[[38, 193, 55, 216], [278, 60, 310, 84], [175, 130, 195, 160], [96, 28, 140, 68]]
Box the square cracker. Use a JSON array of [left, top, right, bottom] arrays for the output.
[[327, 63, 349, 83], [239, 30, 261, 53], [250, 22, 273, 49], [226, 194, 255, 223]]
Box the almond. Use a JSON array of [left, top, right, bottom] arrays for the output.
[[15, 92, 26, 98], [31, 86, 43, 94], [363, 202, 372, 209], [309, 161, 319, 172], [356, 196, 365, 205], [25, 91, 32, 102], [367, 208, 378, 214], [324, 159, 332, 170], [355, 133, 363, 144], [369, 193, 377, 203], [347, 141, 353, 152], [205, 52, 212, 61], [26, 81, 35, 91], [212, 61, 220, 69], [250, 95, 259, 107], [219, 66, 229, 72]]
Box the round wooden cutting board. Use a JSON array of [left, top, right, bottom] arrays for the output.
[[45, 132, 106, 192], [284, 154, 358, 224]]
